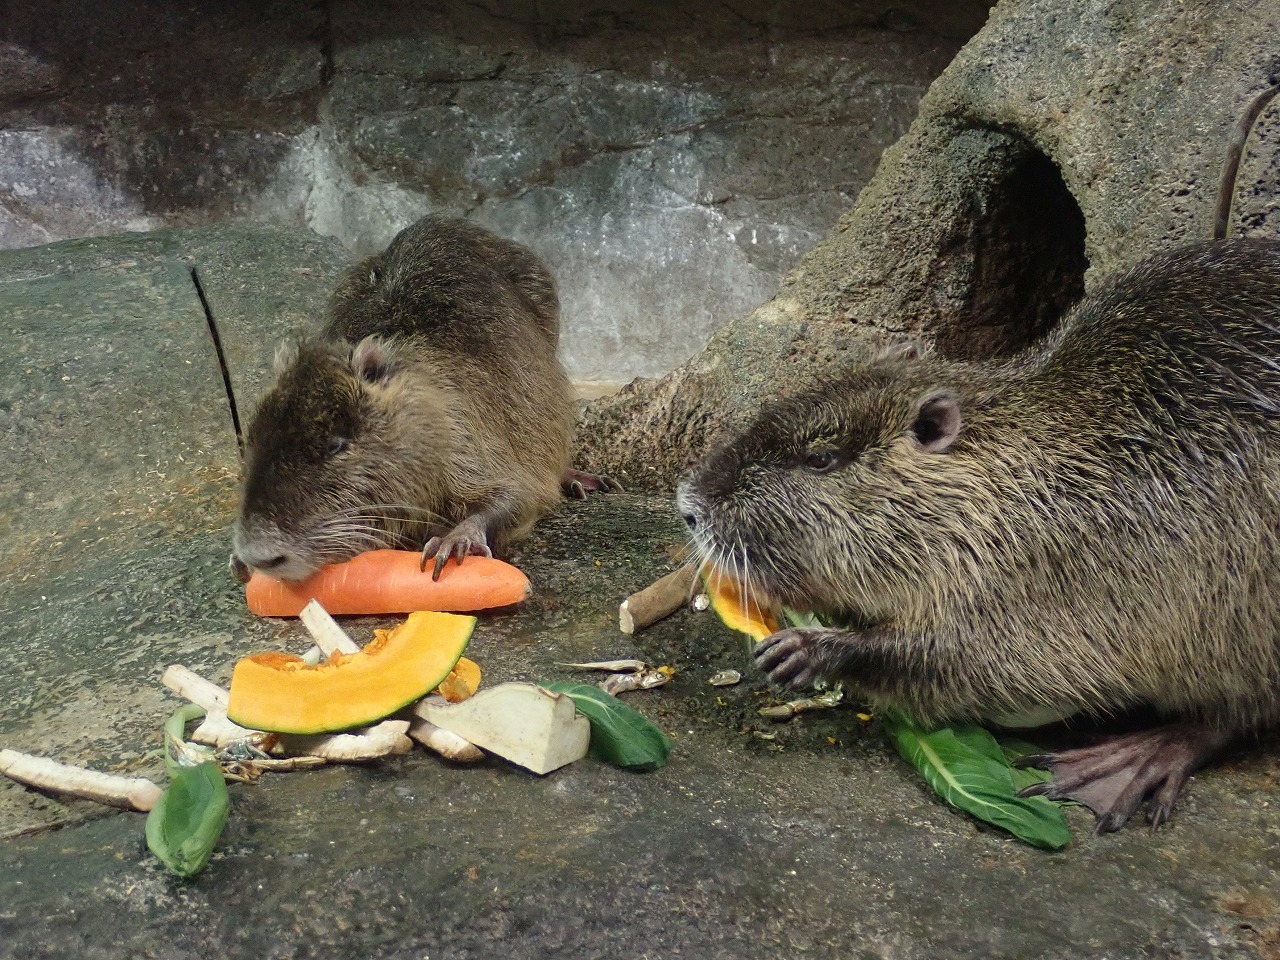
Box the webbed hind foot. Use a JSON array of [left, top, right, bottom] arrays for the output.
[[562, 468, 623, 499], [1015, 723, 1235, 833]]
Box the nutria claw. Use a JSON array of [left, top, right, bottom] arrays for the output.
[[754, 627, 837, 690], [421, 518, 494, 581], [228, 553, 252, 584], [561, 469, 624, 500]]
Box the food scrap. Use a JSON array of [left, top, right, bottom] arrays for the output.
[[226, 607, 476, 735], [246, 549, 532, 617], [701, 569, 779, 643], [417, 683, 590, 775], [618, 565, 698, 634], [559, 658, 676, 695], [758, 688, 845, 722], [709, 669, 742, 687]]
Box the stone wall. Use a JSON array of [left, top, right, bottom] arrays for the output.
[[580, 0, 1280, 489], [0, 0, 991, 383]]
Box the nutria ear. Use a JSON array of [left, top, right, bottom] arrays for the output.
[[351, 336, 398, 384], [272, 341, 299, 376], [909, 390, 962, 453], [877, 340, 925, 362]]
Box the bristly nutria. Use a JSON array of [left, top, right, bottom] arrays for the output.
[[231, 216, 616, 584], [678, 239, 1280, 831]]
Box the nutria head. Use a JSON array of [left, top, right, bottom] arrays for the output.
[[231, 336, 456, 581], [677, 355, 989, 624]]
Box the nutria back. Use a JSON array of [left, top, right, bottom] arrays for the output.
[[232, 217, 574, 582], [324, 216, 561, 350], [680, 239, 1280, 731]]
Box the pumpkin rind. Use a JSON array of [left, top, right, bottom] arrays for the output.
[[227, 611, 476, 734]]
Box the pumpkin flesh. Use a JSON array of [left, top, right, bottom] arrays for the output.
[[227, 611, 476, 734], [704, 570, 779, 642]]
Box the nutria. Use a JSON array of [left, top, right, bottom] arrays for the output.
[[678, 239, 1280, 832], [231, 216, 616, 583]]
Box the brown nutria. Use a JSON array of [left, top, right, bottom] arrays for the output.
[[231, 216, 617, 583], [678, 239, 1280, 832]]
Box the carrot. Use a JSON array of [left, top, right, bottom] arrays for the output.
[[245, 550, 532, 617]]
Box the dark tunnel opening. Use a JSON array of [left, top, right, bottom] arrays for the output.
[[935, 146, 1088, 359]]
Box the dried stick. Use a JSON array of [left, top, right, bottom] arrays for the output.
[[161, 664, 231, 710], [408, 697, 485, 762], [282, 720, 414, 761], [619, 565, 697, 634], [299, 599, 359, 656], [0, 749, 163, 811]]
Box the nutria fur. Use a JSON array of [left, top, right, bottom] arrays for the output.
[[678, 239, 1280, 830], [231, 216, 579, 582]]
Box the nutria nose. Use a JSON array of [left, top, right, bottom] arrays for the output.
[[232, 540, 293, 576], [674, 480, 701, 529]]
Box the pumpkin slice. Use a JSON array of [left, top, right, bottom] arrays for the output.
[[704, 570, 779, 642], [227, 611, 475, 734], [365, 626, 482, 705]]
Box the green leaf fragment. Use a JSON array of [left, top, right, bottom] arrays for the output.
[[147, 706, 230, 879], [145, 759, 230, 879], [543, 682, 674, 771], [881, 709, 1070, 850], [781, 607, 824, 629]]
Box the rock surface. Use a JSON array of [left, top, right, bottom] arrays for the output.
[[1, 227, 1279, 960], [0, 0, 992, 383], [580, 0, 1280, 490]]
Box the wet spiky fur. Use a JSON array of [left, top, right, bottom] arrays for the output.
[[232, 217, 572, 581], [681, 240, 1280, 731]]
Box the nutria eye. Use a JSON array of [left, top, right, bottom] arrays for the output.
[[326, 436, 349, 458], [804, 449, 838, 472]]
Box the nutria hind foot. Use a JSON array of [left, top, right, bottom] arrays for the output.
[[1015, 723, 1236, 833], [561, 468, 624, 499], [421, 516, 494, 581]]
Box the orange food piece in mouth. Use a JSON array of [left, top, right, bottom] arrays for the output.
[[704, 570, 779, 642]]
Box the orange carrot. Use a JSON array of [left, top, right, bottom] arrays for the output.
[[245, 550, 532, 617]]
